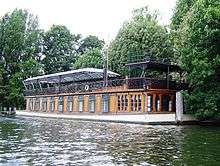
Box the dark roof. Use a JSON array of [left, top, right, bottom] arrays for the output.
[[23, 68, 120, 85]]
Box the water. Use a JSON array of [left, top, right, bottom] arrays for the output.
[[0, 117, 220, 166]]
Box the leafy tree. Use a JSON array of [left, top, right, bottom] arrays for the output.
[[74, 48, 103, 69], [171, 0, 220, 119], [171, 0, 196, 30], [108, 7, 174, 76], [0, 9, 42, 108], [78, 35, 104, 54], [43, 25, 81, 74]]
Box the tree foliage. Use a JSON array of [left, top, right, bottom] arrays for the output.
[[0, 9, 43, 108], [43, 25, 81, 74], [74, 48, 103, 69], [108, 7, 174, 76], [78, 35, 104, 54], [172, 0, 220, 119]]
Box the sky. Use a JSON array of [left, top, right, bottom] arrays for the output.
[[0, 0, 177, 42]]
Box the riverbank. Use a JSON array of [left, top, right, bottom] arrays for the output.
[[16, 111, 197, 125]]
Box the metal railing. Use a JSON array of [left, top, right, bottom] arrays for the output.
[[24, 77, 187, 96], [24, 79, 126, 96]]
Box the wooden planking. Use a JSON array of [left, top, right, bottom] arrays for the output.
[[54, 97, 58, 113], [25, 88, 177, 114], [63, 96, 67, 113], [47, 97, 50, 112], [95, 95, 101, 113], [73, 96, 77, 112], [84, 95, 89, 112], [26, 98, 29, 111], [109, 94, 116, 113]]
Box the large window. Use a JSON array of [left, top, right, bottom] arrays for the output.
[[117, 94, 128, 112], [50, 97, 55, 112], [58, 96, 63, 112], [89, 95, 95, 113], [67, 96, 73, 112], [102, 94, 109, 113], [78, 96, 84, 112]]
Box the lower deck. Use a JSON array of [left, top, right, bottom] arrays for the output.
[[25, 89, 176, 114]]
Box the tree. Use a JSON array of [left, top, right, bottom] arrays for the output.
[[74, 48, 103, 69], [0, 9, 43, 108], [108, 7, 174, 76], [43, 25, 81, 74], [171, 0, 220, 119], [78, 35, 104, 54]]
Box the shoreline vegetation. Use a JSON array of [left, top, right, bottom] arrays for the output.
[[0, 0, 219, 121]]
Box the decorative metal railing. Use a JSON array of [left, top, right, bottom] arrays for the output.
[[24, 78, 187, 96]]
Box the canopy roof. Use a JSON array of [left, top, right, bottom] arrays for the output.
[[23, 68, 120, 85], [126, 60, 182, 72]]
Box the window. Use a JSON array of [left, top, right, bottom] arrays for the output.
[[89, 95, 95, 113], [118, 95, 121, 111], [125, 95, 128, 111], [147, 95, 153, 112], [121, 95, 124, 111], [134, 95, 138, 111], [42, 98, 47, 112], [155, 95, 160, 112], [67, 96, 73, 112], [78, 96, 84, 112], [29, 98, 33, 111], [50, 97, 55, 112], [131, 95, 134, 111], [169, 100, 172, 112], [35, 98, 40, 111], [58, 96, 63, 112], [162, 95, 170, 112], [102, 94, 109, 113], [138, 95, 142, 111]]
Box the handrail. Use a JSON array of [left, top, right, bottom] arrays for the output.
[[24, 77, 186, 96]]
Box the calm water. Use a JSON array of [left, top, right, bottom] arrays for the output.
[[0, 117, 220, 166]]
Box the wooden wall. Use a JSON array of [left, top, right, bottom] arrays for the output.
[[25, 89, 176, 114]]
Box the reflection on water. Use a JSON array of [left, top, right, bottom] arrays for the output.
[[0, 117, 220, 165]]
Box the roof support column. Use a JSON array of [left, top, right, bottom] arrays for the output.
[[37, 79, 42, 91], [22, 81, 27, 90], [31, 83, 35, 90], [167, 66, 170, 89], [58, 75, 61, 93]]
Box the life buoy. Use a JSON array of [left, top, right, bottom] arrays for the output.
[[85, 85, 89, 91]]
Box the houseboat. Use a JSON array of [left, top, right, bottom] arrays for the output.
[[23, 57, 187, 115]]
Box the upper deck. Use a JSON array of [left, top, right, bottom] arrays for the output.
[[23, 57, 187, 97]]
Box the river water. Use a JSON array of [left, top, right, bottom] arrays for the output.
[[0, 117, 220, 166]]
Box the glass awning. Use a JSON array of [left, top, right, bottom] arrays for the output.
[[23, 68, 120, 85]]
